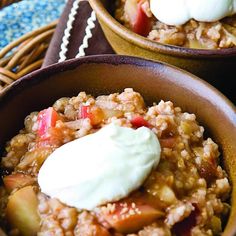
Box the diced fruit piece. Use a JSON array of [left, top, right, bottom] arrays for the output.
[[180, 121, 195, 135], [124, 0, 138, 24], [79, 105, 104, 125], [100, 200, 163, 233], [3, 173, 35, 193], [80, 105, 91, 119], [158, 185, 177, 205], [180, 120, 199, 137], [211, 216, 222, 234], [197, 160, 217, 183], [172, 204, 199, 236], [193, 147, 218, 182], [16, 147, 53, 173], [102, 108, 123, 119], [130, 116, 151, 128], [132, 193, 167, 211], [37, 107, 60, 139], [124, 0, 152, 36], [189, 39, 206, 49], [133, 2, 152, 36], [6, 186, 40, 236], [144, 173, 177, 207], [160, 137, 176, 148], [36, 121, 74, 148]]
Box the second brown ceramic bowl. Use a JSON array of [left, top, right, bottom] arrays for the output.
[[89, 0, 236, 99], [0, 55, 235, 235]]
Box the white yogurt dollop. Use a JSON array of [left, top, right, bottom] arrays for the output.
[[38, 123, 161, 210], [150, 0, 236, 26]]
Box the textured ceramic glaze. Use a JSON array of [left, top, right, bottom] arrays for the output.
[[0, 56, 235, 235], [89, 0, 236, 99]]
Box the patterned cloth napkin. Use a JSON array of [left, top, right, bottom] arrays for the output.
[[43, 0, 114, 66], [0, 0, 66, 50]]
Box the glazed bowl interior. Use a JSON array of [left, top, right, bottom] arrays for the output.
[[0, 55, 235, 235]]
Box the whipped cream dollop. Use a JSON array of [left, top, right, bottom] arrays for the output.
[[150, 0, 236, 26], [38, 123, 161, 210]]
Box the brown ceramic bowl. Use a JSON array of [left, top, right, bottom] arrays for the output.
[[89, 0, 236, 100], [0, 55, 235, 235]]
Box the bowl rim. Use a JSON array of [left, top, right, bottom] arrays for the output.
[[1, 54, 235, 111], [0, 55, 236, 236], [89, 0, 236, 58]]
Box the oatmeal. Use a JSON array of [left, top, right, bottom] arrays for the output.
[[0, 89, 230, 235], [115, 0, 236, 49]]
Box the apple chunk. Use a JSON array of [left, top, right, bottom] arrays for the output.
[[6, 186, 40, 236], [100, 201, 163, 233], [124, 0, 152, 36], [3, 173, 35, 193]]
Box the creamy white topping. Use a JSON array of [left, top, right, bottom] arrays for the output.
[[150, 0, 236, 26], [38, 123, 161, 210]]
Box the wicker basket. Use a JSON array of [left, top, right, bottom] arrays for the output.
[[0, 1, 57, 91]]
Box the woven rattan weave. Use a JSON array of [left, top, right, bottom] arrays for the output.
[[0, 1, 57, 91]]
